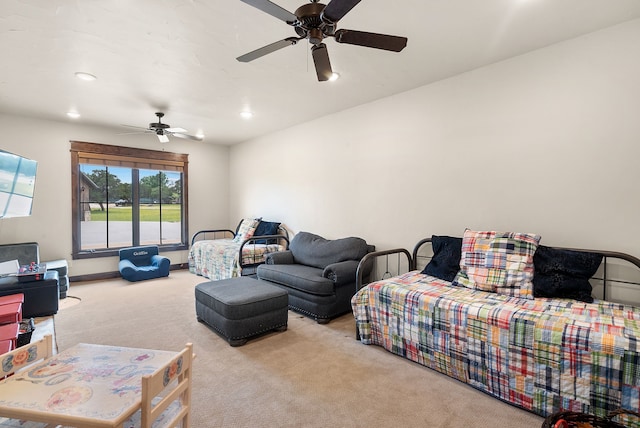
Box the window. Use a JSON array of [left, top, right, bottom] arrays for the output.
[[71, 141, 189, 259]]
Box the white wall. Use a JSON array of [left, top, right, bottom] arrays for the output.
[[0, 113, 230, 276], [229, 19, 640, 257], [2, 19, 638, 278]]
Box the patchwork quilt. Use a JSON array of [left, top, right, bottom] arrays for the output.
[[352, 271, 640, 425], [188, 239, 285, 281]]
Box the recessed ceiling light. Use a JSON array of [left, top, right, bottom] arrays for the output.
[[329, 72, 340, 82], [240, 111, 253, 119], [66, 111, 81, 119], [74, 72, 97, 81]]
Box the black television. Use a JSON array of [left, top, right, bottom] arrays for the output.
[[0, 150, 37, 219]]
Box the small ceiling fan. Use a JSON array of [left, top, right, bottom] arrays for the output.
[[120, 112, 203, 143], [236, 0, 408, 81]]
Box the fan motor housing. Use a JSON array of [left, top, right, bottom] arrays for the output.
[[294, 3, 324, 24], [294, 2, 335, 41], [149, 122, 170, 130]]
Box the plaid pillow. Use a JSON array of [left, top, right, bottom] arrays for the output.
[[232, 218, 260, 243], [452, 229, 541, 299]]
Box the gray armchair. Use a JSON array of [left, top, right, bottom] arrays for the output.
[[257, 231, 374, 324]]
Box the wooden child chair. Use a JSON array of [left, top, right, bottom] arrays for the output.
[[0, 335, 54, 428], [0, 334, 52, 378], [126, 342, 194, 428]]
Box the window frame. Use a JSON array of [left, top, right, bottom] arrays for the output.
[[70, 141, 189, 259]]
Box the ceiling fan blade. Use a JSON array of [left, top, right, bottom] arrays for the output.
[[120, 124, 150, 131], [237, 37, 299, 62], [240, 0, 297, 24], [116, 131, 151, 136], [322, 0, 361, 23], [334, 29, 407, 52], [172, 133, 204, 141], [166, 127, 187, 133], [311, 43, 333, 82]]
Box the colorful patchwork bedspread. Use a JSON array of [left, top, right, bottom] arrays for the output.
[[188, 239, 285, 281], [352, 271, 640, 424]]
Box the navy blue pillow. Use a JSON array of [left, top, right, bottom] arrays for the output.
[[533, 245, 602, 303], [252, 221, 281, 244], [421, 235, 462, 282]]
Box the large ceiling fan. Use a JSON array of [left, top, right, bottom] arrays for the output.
[[236, 0, 408, 81], [121, 112, 203, 143]]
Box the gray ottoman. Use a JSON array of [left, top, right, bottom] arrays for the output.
[[195, 277, 288, 346]]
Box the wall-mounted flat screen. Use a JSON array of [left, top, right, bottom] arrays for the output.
[[0, 150, 37, 219]]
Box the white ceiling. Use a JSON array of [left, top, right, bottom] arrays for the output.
[[2, 0, 640, 145]]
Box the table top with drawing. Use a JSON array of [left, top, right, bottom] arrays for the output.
[[0, 342, 179, 427]]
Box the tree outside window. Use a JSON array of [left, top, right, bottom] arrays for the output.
[[71, 141, 188, 259]]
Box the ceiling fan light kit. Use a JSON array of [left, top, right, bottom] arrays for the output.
[[237, 0, 408, 81]]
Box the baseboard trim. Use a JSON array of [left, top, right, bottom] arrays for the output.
[[70, 264, 189, 282]]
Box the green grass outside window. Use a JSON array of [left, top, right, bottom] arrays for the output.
[[89, 205, 181, 222]]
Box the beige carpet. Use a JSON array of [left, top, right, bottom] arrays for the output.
[[29, 296, 80, 353], [30, 316, 55, 348], [54, 270, 544, 428]]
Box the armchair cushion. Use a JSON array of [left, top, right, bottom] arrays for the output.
[[289, 232, 369, 269], [257, 264, 335, 296], [323, 260, 360, 286]]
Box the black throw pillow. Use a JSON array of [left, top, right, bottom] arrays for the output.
[[252, 221, 281, 244], [421, 235, 462, 282], [533, 245, 603, 303]]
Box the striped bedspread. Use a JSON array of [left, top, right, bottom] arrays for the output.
[[188, 239, 285, 281], [352, 271, 640, 424]]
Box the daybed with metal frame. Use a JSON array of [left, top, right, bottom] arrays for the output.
[[188, 218, 289, 280], [353, 232, 640, 426]]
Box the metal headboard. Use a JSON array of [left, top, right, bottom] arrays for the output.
[[190, 223, 289, 247], [412, 237, 640, 303]]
